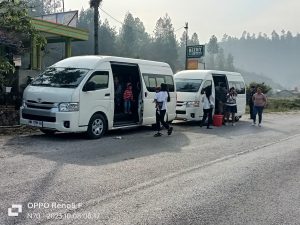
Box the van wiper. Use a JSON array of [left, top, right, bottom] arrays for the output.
[[59, 84, 77, 88]]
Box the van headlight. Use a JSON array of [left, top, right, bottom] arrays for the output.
[[59, 102, 79, 112], [186, 101, 200, 107]]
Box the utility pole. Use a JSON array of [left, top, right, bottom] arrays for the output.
[[62, 0, 64, 12], [184, 22, 188, 70]]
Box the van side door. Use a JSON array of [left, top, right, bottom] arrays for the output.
[[79, 70, 112, 127]]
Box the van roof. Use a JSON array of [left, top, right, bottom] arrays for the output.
[[52, 55, 171, 69], [174, 70, 242, 79]]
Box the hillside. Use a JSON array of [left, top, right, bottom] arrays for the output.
[[220, 32, 300, 88]]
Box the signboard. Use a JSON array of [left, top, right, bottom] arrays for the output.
[[186, 45, 205, 58], [187, 59, 199, 70]]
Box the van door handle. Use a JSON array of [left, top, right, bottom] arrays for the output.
[[105, 93, 110, 96]]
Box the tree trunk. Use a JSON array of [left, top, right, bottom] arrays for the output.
[[94, 6, 99, 55]]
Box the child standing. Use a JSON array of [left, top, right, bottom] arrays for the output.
[[123, 83, 134, 114]]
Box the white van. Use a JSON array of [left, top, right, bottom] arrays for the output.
[[20, 56, 176, 138], [175, 70, 246, 121]]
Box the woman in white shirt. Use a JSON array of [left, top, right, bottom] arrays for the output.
[[153, 83, 173, 137], [200, 89, 214, 129]]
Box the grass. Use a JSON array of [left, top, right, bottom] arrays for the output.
[[264, 98, 300, 112], [245, 98, 300, 113]]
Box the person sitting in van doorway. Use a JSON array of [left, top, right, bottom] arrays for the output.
[[215, 82, 227, 115], [200, 89, 214, 129], [123, 83, 134, 114], [153, 83, 173, 137], [225, 87, 238, 126], [114, 76, 123, 112]]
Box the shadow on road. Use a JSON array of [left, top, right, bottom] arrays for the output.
[[3, 126, 191, 166]]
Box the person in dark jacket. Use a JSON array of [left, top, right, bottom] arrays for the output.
[[248, 85, 256, 119]]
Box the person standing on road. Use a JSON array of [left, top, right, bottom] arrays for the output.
[[248, 85, 256, 119], [252, 87, 267, 127], [153, 83, 173, 137], [225, 87, 238, 126], [200, 89, 214, 129]]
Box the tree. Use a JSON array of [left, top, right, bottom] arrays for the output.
[[153, 14, 178, 70], [99, 19, 117, 55], [271, 30, 280, 41], [118, 13, 150, 58], [216, 48, 225, 70], [190, 33, 199, 45], [73, 8, 94, 55], [225, 54, 235, 72], [206, 35, 219, 69], [90, 0, 102, 55], [247, 82, 272, 94], [0, 0, 45, 85]]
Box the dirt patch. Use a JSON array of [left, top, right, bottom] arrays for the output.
[[0, 125, 39, 136]]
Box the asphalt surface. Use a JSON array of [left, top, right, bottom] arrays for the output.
[[0, 112, 300, 225]]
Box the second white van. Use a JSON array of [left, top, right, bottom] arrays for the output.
[[175, 70, 246, 121]]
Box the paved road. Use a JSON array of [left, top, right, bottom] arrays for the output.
[[0, 113, 300, 225]]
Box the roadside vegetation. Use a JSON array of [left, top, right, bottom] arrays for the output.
[[264, 98, 300, 112]]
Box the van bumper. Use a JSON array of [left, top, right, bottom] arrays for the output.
[[20, 107, 86, 132], [176, 106, 202, 121]]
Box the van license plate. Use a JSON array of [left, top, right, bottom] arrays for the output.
[[28, 120, 43, 127]]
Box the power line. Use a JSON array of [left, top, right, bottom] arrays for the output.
[[100, 7, 184, 36]]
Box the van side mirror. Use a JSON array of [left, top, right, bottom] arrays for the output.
[[83, 81, 96, 92]]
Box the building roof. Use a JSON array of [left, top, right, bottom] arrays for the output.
[[32, 18, 89, 43]]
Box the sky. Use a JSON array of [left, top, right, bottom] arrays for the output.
[[63, 0, 300, 43]]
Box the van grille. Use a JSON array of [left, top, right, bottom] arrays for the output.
[[26, 100, 55, 110], [176, 101, 185, 107]]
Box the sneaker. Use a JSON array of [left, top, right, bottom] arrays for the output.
[[167, 127, 173, 135], [258, 123, 262, 127], [232, 123, 236, 126], [154, 132, 162, 137], [251, 122, 256, 126]]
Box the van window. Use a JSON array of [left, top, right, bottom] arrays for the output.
[[86, 71, 109, 90], [31, 67, 89, 88], [175, 79, 203, 92], [201, 80, 212, 94], [143, 74, 175, 92], [229, 81, 245, 94]]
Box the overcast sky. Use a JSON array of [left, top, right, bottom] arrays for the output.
[[64, 0, 300, 42]]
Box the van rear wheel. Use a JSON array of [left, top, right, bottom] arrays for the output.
[[87, 114, 107, 139]]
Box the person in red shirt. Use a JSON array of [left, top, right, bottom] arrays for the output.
[[123, 83, 134, 114]]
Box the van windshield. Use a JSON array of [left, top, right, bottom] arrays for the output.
[[175, 79, 203, 92], [31, 67, 89, 88]]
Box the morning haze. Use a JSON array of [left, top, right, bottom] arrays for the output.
[[64, 0, 300, 88]]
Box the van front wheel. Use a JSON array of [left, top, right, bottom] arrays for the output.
[[87, 114, 107, 139]]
